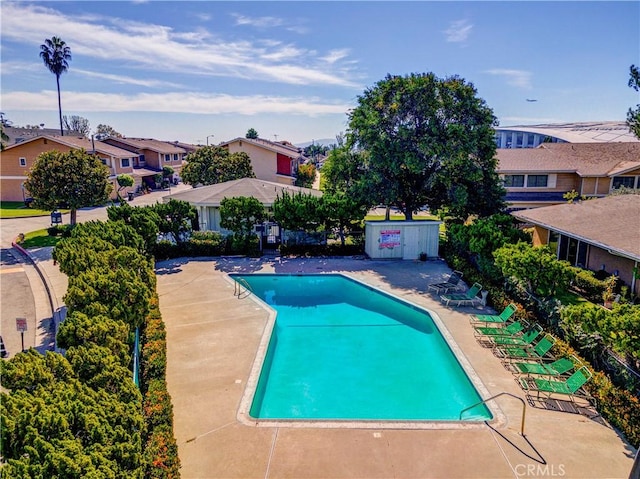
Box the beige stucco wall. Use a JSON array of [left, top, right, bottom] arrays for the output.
[[226, 140, 294, 185], [587, 248, 639, 296], [531, 226, 549, 247]]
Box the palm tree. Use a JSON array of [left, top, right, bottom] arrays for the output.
[[39, 37, 72, 136]]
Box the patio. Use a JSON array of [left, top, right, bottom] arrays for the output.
[[156, 256, 635, 479]]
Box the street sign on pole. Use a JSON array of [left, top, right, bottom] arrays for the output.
[[16, 317, 27, 352]]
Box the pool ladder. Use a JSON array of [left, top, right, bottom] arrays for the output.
[[459, 392, 527, 436], [234, 278, 254, 299]]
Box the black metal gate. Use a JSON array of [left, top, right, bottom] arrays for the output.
[[256, 222, 281, 252]]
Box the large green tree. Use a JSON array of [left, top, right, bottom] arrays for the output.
[[107, 203, 161, 254], [627, 64, 640, 139], [321, 192, 368, 246], [152, 199, 197, 244], [346, 72, 504, 220], [181, 145, 255, 186], [220, 196, 266, 237], [24, 149, 112, 225], [40, 36, 72, 136]]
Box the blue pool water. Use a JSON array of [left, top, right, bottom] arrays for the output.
[[232, 274, 491, 422]]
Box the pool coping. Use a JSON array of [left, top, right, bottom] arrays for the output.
[[229, 272, 506, 430]]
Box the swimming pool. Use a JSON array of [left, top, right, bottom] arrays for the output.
[[232, 273, 492, 423]]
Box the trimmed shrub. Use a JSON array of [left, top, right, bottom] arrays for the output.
[[572, 268, 607, 303], [144, 379, 174, 430]]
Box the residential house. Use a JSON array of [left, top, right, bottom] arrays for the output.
[[219, 137, 307, 185], [496, 142, 640, 210], [0, 135, 139, 202], [103, 137, 187, 188], [1, 125, 83, 147], [512, 194, 640, 297], [165, 177, 322, 232]]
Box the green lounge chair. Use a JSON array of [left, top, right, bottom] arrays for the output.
[[470, 303, 518, 325], [473, 320, 526, 338], [495, 334, 555, 363], [428, 271, 464, 294], [491, 325, 542, 347], [440, 282, 483, 307], [518, 366, 594, 407], [511, 356, 578, 377]]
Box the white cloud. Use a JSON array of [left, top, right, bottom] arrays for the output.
[[0, 61, 41, 75], [321, 49, 351, 65], [444, 19, 473, 43], [231, 13, 284, 28], [484, 69, 533, 89], [73, 69, 185, 89], [1, 3, 360, 88], [3, 90, 351, 116]]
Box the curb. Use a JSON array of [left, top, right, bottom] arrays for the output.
[[11, 239, 60, 351]]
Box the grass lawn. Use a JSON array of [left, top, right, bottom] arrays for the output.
[[556, 289, 590, 306], [0, 202, 66, 219], [18, 229, 61, 248]]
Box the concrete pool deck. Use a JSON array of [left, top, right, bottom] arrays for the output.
[[156, 256, 636, 479]]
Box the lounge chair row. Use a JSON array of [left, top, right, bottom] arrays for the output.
[[470, 303, 595, 409]]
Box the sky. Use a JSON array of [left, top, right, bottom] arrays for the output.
[[1, 1, 639, 145]]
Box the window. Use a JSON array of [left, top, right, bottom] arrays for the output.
[[121, 158, 131, 168], [19, 157, 27, 167], [164, 154, 171, 162], [173, 154, 178, 161], [527, 134, 536, 147], [612, 176, 636, 189], [527, 175, 548, 187], [503, 175, 524, 187]]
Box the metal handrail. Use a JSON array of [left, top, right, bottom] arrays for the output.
[[234, 278, 253, 299], [459, 392, 527, 436]]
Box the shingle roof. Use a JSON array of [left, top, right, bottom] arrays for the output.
[[110, 137, 186, 154], [165, 178, 322, 207], [497, 142, 640, 176], [513, 194, 640, 260], [3, 135, 137, 158]]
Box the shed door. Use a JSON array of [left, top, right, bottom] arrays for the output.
[[402, 227, 421, 260]]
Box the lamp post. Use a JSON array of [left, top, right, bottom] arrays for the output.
[[206, 134, 215, 146]]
